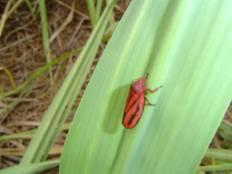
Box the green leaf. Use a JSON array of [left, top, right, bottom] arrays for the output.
[[60, 0, 232, 174]]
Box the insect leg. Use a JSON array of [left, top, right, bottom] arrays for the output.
[[144, 73, 149, 79], [145, 97, 155, 106], [146, 85, 162, 93]]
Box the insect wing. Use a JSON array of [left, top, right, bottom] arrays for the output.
[[123, 94, 145, 129], [124, 88, 140, 113]]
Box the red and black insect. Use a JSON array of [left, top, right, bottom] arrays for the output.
[[122, 75, 162, 129]]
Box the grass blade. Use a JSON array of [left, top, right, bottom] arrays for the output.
[[25, 0, 36, 19], [0, 160, 59, 174], [205, 149, 232, 162], [38, 0, 53, 83], [87, 0, 97, 27], [218, 120, 232, 143], [96, 0, 103, 20], [0, 130, 34, 141], [199, 163, 232, 172]]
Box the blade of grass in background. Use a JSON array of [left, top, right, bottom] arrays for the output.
[[25, 0, 36, 19], [0, 66, 16, 90], [87, 0, 105, 28], [0, 0, 28, 36], [0, 130, 35, 141], [0, 160, 59, 174], [218, 120, 232, 144], [20, 0, 118, 165], [206, 149, 232, 162], [0, 0, 14, 36], [87, 0, 97, 27], [199, 163, 232, 172], [96, 0, 103, 20], [0, 123, 70, 141], [38, 0, 53, 84], [60, 0, 232, 174]]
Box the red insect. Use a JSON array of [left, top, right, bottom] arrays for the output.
[[122, 75, 162, 129]]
